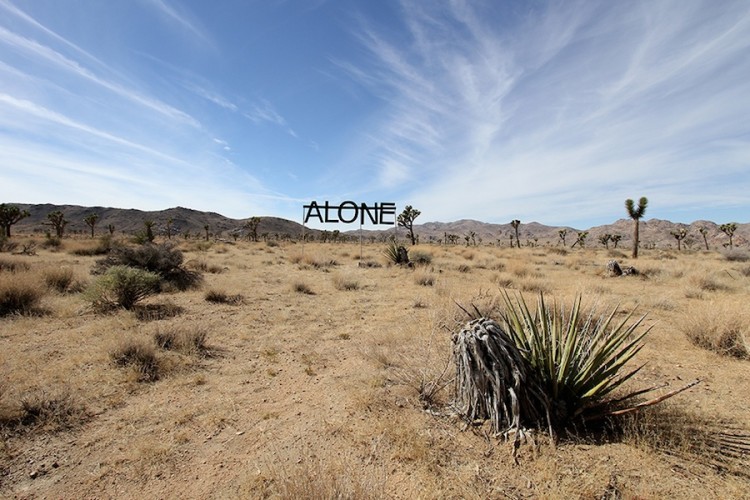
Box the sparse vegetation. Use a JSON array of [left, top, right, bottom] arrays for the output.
[[1, 236, 749, 498], [85, 265, 160, 310], [681, 305, 748, 359], [110, 337, 161, 382], [0, 271, 44, 316], [204, 289, 245, 304]]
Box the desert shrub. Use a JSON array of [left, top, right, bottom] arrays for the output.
[[40, 235, 62, 250], [0, 272, 44, 316], [0, 234, 18, 253], [154, 324, 208, 356], [383, 240, 409, 266], [682, 308, 748, 359], [691, 273, 731, 292], [133, 302, 184, 321], [204, 289, 245, 305], [70, 235, 113, 256], [110, 338, 161, 382], [95, 242, 202, 290], [358, 260, 382, 268], [457, 264, 471, 273], [292, 281, 315, 295], [722, 249, 750, 262], [0, 258, 30, 273], [741, 266, 750, 277], [332, 274, 360, 291], [85, 266, 160, 310], [410, 251, 433, 266], [454, 293, 661, 433], [414, 271, 435, 286], [42, 267, 81, 293], [1, 390, 85, 432], [518, 277, 551, 294]]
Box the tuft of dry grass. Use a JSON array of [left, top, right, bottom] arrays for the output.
[[0, 257, 30, 273], [110, 337, 161, 382], [414, 271, 435, 287], [1, 389, 85, 433], [680, 305, 748, 359], [204, 289, 245, 305], [153, 324, 209, 356], [292, 281, 315, 295], [332, 273, 360, 291], [42, 267, 83, 293], [0, 270, 45, 316]]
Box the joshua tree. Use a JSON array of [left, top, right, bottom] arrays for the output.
[[143, 220, 156, 243], [698, 227, 709, 251], [571, 231, 588, 248], [84, 213, 99, 238], [108, 224, 116, 235], [720, 223, 737, 249], [397, 205, 421, 245], [558, 229, 567, 247], [0, 203, 30, 238], [610, 234, 622, 248], [46, 210, 69, 238], [204, 224, 210, 241], [671, 227, 688, 251], [244, 216, 261, 242], [625, 197, 648, 258], [598, 234, 611, 249], [510, 220, 521, 249], [166, 217, 174, 240]]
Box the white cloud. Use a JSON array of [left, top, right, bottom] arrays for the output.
[[342, 0, 750, 225]]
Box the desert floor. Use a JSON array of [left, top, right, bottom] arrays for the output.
[[1, 238, 749, 499]]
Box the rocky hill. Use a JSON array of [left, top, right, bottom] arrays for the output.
[[8, 204, 309, 240], [5, 203, 748, 249]]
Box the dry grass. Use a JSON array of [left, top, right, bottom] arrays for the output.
[[204, 289, 245, 305], [680, 303, 749, 359], [1, 240, 749, 498], [0, 269, 45, 316]]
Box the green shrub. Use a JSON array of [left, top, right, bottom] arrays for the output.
[[95, 242, 202, 290], [454, 293, 658, 433], [86, 266, 160, 310], [383, 239, 409, 265]]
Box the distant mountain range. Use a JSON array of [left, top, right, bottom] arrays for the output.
[[7, 203, 748, 249]]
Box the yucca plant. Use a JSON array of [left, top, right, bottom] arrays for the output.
[[500, 292, 649, 426], [453, 292, 696, 438], [383, 238, 409, 265]]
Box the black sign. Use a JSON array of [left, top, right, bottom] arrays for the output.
[[303, 201, 396, 225]]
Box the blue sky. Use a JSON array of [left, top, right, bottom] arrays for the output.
[[0, 0, 748, 228]]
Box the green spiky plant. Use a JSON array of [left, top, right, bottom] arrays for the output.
[[453, 292, 697, 437], [501, 293, 650, 425]]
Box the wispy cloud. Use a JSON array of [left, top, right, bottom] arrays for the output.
[[143, 0, 212, 46], [342, 0, 750, 225], [0, 26, 200, 127], [183, 82, 238, 111]]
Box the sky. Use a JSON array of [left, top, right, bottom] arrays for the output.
[[0, 0, 748, 229]]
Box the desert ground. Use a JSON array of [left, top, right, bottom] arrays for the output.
[[1, 235, 749, 499]]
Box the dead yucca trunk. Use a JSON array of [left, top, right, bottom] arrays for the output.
[[452, 318, 549, 436]]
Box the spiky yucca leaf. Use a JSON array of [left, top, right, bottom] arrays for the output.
[[499, 292, 651, 423]]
